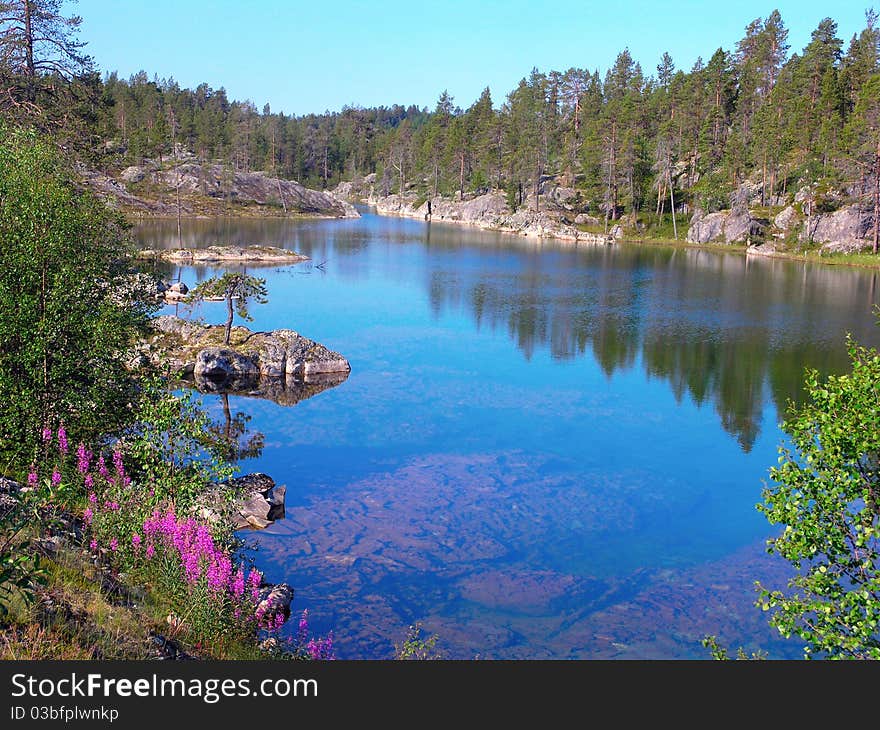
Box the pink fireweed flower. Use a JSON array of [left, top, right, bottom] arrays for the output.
[[132, 533, 142, 550], [109, 538, 118, 552], [75, 443, 91, 474], [89, 539, 98, 551], [97, 455, 109, 479], [145, 544, 155, 559], [82, 507, 93, 525], [42, 426, 53, 443], [247, 569, 262, 601], [274, 613, 285, 630], [88, 492, 97, 504], [112, 449, 125, 480], [26, 469, 38, 489], [57, 426, 68, 455], [50, 469, 61, 488], [230, 567, 246, 599], [298, 609, 309, 645], [84, 473, 94, 490], [306, 633, 335, 661]]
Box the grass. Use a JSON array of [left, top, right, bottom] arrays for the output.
[[0, 539, 272, 660], [0, 543, 161, 659]]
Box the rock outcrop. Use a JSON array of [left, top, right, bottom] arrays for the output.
[[146, 315, 351, 406], [366, 190, 616, 244], [687, 182, 876, 254], [686, 208, 766, 244], [82, 155, 359, 219], [196, 473, 285, 530], [800, 205, 875, 253]]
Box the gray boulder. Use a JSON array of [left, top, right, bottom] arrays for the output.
[[773, 206, 798, 231], [802, 204, 874, 253], [120, 166, 146, 184], [687, 211, 727, 243], [194, 348, 260, 380], [196, 472, 286, 530], [257, 583, 294, 624], [724, 208, 766, 244]]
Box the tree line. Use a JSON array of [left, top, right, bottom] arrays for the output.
[[2, 4, 879, 227]]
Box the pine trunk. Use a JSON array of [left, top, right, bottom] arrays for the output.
[[873, 137, 880, 255], [225, 294, 234, 345]]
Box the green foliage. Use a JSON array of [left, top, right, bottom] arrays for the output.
[[0, 126, 154, 469], [701, 636, 767, 660], [0, 489, 46, 617], [393, 622, 442, 660], [693, 170, 732, 213], [187, 272, 268, 345], [124, 377, 235, 511], [757, 334, 880, 659]]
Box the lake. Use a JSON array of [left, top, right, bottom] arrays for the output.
[[135, 210, 880, 659]]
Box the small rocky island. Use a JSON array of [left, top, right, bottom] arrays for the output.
[[147, 315, 351, 406], [137, 245, 309, 265]]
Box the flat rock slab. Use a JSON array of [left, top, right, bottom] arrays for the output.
[[137, 245, 309, 265]]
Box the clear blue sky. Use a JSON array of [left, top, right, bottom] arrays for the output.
[[77, 0, 872, 115]]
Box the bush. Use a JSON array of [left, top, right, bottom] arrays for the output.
[[0, 126, 154, 469], [757, 334, 880, 659]]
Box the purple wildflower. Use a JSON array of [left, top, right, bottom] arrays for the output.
[[89, 539, 98, 551], [97, 455, 109, 480], [75, 443, 91, 474], [50, 469, 61, 488], [132, 533, 141, 549], [27, 469, 38, 489], [83, 507, 93, 525], [145, 544, 155, 559], [231, 567, 245, 599], [306, 632, 335, 661], [112, 449, 125, 480], [247, 569, 262, 601], [42, 426, 53, 443], [57, 425, 68, 455], [298, 610, 309, 645], [109, 538, 118, 552]]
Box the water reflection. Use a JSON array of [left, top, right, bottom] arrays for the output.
[[134, 215, 880, 658], [136, 215, 880, 453]]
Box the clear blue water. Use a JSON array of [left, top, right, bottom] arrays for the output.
[[136, 210, 880, 659]]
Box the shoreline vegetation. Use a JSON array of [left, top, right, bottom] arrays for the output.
[[1, 0, 879, 662], [0, 127, 342, 661]]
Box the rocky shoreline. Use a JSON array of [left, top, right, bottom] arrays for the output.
[[336, 176, 618, 244], [137, 245, 309, 265], [334, 175, 878, 259], [81, 154, 360, 219]]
